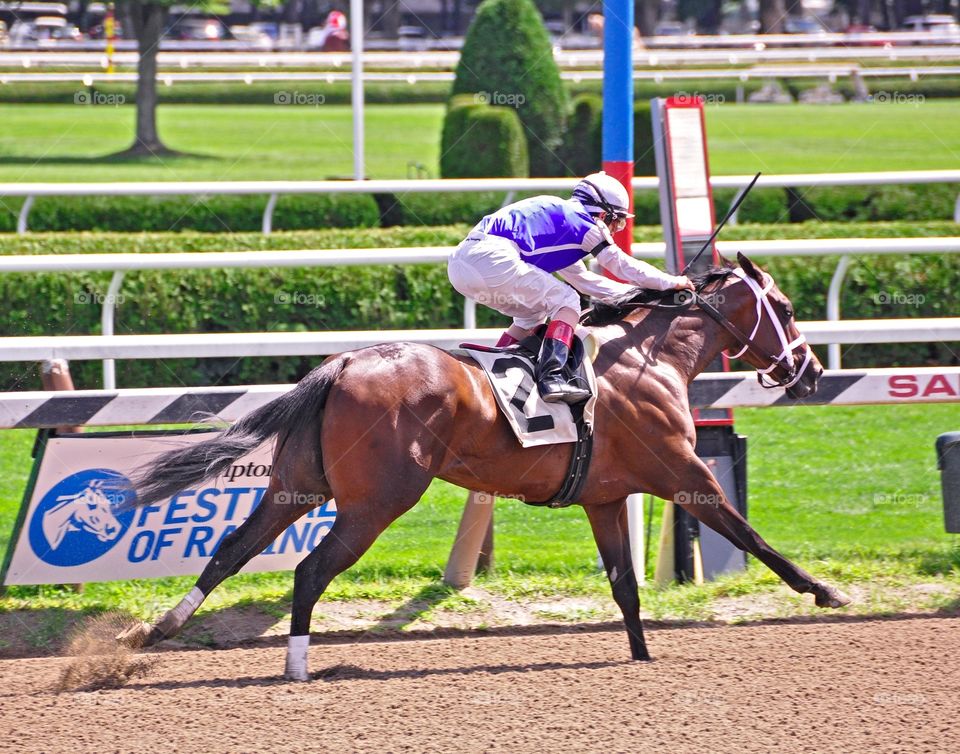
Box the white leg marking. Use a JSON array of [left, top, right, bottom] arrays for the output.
[[285, 634, 310, 681], [169, 586, 204, 625]]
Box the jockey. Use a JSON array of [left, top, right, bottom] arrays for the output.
[[449, 172, 694, 404]]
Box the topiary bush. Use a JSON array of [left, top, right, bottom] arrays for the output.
[[440, 103, 529, 178], [557, 99, 658, 178], [451, 0, 568, 177], [559, 94, 602, 177], [632, 101, 658, 177]]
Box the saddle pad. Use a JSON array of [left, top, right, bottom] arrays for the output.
[[460, 332, 598, 448]]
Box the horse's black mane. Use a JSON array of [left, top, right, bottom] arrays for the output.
[[581, 261, 737, 326]]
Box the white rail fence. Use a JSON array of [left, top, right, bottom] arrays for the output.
[[2, 38, 959, 69], [4, 171, 960, 235], [1, 238, 958, 386], [5, 64, 960, 87]]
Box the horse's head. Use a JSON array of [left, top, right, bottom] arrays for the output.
[[67, 480, 123, 542], [710, 252, 823, 399]]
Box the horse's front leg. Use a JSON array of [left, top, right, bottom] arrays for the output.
[[584, 498, 650, 661], [663, 453, 850, 609]]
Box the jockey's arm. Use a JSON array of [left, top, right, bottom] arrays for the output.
[[581, 222, 692, 291], [555, 260, 635, 303]]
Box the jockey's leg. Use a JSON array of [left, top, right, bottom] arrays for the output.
[[536, 306, 591, 405]]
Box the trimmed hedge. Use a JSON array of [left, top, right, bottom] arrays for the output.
[[2, 181, 956, 233], [452, 0, 568, 176], [0, 222, 956, 392], [440, 103, 529, 178], [0, 193, 381, 234], [2, 76, 960, 108], [559, 94, 602, 177], [557, 97, 657, 178]]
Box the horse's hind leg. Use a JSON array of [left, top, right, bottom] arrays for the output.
[[119, 475, 306, 648], [584, 498, 650, 661], [665, 454, 850, 608], [284, 483, 429, 681]]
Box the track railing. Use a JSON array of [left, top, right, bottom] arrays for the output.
[[4, 171, 960, 235]]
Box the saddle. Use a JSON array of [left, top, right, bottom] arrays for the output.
[[456, 325, 595, 509]]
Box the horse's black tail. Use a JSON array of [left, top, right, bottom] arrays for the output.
[[128, 357, 345, 509]]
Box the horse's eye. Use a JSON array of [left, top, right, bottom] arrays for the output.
[[784, 308, 794, 319]]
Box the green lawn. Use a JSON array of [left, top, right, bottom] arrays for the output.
[[1, 404, 957, 621], [1, 101, 960, 183]]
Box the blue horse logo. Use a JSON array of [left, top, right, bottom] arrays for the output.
[[28, 469, 137, 567]]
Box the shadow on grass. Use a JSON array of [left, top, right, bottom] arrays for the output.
[[0, 151, 221, 167]]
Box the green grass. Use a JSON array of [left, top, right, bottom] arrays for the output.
[[1, 404, 958, 623], [1, 100, 960, 183]]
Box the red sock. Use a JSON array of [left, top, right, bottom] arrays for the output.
[[495, 332, 519, 347], [545, 320, 575, 347]]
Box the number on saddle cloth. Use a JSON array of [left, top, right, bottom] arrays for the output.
[[491, 356, 556, 434]]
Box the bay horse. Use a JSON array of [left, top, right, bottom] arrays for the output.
[[118, 252, 850, 680]]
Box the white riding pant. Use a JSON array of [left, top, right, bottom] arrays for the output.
[[448, 234, 581, 331]]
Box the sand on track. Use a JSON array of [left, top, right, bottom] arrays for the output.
[[1, 616, 957, 754]]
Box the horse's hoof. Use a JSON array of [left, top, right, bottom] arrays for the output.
[[284, 669, 310, 682], [815, 586, 852, 609], [116, 621, 156, 649]]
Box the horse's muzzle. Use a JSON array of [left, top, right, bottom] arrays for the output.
[[785, 360, 823, 400]]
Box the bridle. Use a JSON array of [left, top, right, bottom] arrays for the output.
[[602, 267, 815, 390], [704, 268, 814, 390]]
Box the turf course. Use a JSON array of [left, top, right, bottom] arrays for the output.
[[2, 101, 960, 182]]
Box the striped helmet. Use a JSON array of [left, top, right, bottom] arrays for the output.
[[572, 172, 634, 219]]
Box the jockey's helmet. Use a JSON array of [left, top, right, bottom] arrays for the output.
[[572, 172, 635, 228]]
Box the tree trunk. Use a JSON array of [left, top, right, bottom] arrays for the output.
[[635, 0, 657, 37], [759, 0, 788, 33], [125, 2, 171, 156], [381, 0, 402, 37]]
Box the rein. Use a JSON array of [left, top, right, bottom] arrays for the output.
[[597, 269, 813, 390]]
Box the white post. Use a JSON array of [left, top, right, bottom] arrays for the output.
[[350, 0, 364, 180], [101, 270, 125, 389], [826, 254, 853, 370]]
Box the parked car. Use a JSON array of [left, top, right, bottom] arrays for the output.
[[901, 14, 960, 41], [229, 25, 273, 49], [166, 17, 232, 42], [783, 16, 830, 35], [9, 16, 81, 44]]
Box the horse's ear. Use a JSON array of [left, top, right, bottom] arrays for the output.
[[737, 252, 764, 283]]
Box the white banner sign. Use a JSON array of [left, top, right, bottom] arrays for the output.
[[2, 432, 336, 586]]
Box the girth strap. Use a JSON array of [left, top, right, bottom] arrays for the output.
[[525, 401, 594, 509]]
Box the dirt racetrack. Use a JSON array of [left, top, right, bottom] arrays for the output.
[[2, 615, 957, 753]]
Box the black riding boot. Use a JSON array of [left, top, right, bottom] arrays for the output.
[[536, 337, 591, 404]]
